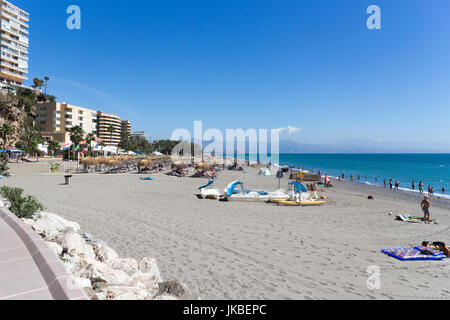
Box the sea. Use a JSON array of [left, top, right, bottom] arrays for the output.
[[228, 153, 450, 200]]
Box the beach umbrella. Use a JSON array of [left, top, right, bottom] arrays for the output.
[[195, 162, 211, 170], [96, 156, 107, 165], [107, 159, 122, 167], [172, 161, 187, 169], [139, 159, 154, 167]]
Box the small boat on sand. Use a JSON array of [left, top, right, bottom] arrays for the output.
[[197, 180, 221, 200]]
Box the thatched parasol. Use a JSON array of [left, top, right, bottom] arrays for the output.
[[96, 156, 108, 165], [138, 159, 154, 168], [195, 162, 210, 170], [107, 159, 122, 167], [172, 161, 187, 169]]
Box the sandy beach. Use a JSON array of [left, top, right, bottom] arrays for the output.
[[2, 162, 450, 300]]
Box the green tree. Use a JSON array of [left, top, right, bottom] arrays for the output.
[[0, 123, 14, 149], [44, 76, 50, 94], [0, 153, 10, 177], [119, 129, 131, 151], [107, 125, 115, 147], [85, 133, 96, 156], [16, 126, 43, 162], [47, 140, 61, 157], [67, 125, 85, 160]]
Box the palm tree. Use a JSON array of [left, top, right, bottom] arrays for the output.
[[32, 78, 43, 90], [44, 76, 50, 95], [107, 124, 115, 147], [0, 123, 14, 150], [67, 125, 85, 160], [47, 140, 61, 157], [17, 127, 42, 162], [85, 133, 96, 156]]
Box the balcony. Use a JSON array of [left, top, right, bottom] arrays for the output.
[[0, 68, 27, 80]]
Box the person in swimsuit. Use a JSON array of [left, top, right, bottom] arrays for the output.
[[421, 241, 450, 258], [419, 181, 424, 194], [412, 180, 415, 191], [389, 179, 393, 190], [421, 196, 432, 224]]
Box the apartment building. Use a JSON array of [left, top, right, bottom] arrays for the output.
[[121, 120, 131, 136], [36, 102, 99, 145], [0, 0, 29, 86], [132, 131, 147, 140], [97, 111, 122, 146]]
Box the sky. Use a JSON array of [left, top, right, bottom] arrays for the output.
[[13, 0, 450, 150]]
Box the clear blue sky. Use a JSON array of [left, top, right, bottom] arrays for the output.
[[14, 0, 450, 148]]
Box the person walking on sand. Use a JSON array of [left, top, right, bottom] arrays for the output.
[[389, 179, 393, 190], [421, 196, 432, 224], [412, 180, 415, 191]]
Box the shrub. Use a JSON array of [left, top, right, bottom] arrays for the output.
[[0, 186, 44, 219], [0, 153, 10, 177]]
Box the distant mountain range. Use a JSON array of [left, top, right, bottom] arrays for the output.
[[278, 139, 450, 154], [189, 138, 450, 154]]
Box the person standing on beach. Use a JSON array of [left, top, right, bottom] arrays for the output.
[[351, 174, 354, 181], [419, 181, 424, 194], [389, 179, 393, 190], [395, 180, 400, 191], [342, 172, 345, 180], [421, 196, 432, 224], [412, 180, 415, 191], [357, 175, 360, 181]]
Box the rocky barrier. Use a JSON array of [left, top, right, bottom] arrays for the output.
[[18, 211, 193, 300]]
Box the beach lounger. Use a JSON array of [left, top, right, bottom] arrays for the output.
[[381, 247, 446, 261]]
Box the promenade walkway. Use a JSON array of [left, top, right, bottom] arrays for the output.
[[0, 207, 87, 300]]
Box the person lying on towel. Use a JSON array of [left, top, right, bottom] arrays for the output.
[[421, 241, 450, 258]]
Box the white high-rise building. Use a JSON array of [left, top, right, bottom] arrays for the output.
[[0, 0, 29, 86]]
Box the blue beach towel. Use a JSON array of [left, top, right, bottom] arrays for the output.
[[140, 177, 155, 181]]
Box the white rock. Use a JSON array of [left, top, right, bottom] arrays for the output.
[[23, 212, 80, 239], [125, 272, 160, 297], [80, 260, 130, 285], [45, 241, 63, 256], [67, 277, 92, 290], [138, 257, 162, 282], [154, 294, 178, 301], [63, 233, 96, 261], [104, 286, 149, 300], [92, 241, 119, 262], [91, 292, 106, 300], [106, 258, 139, 276]]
